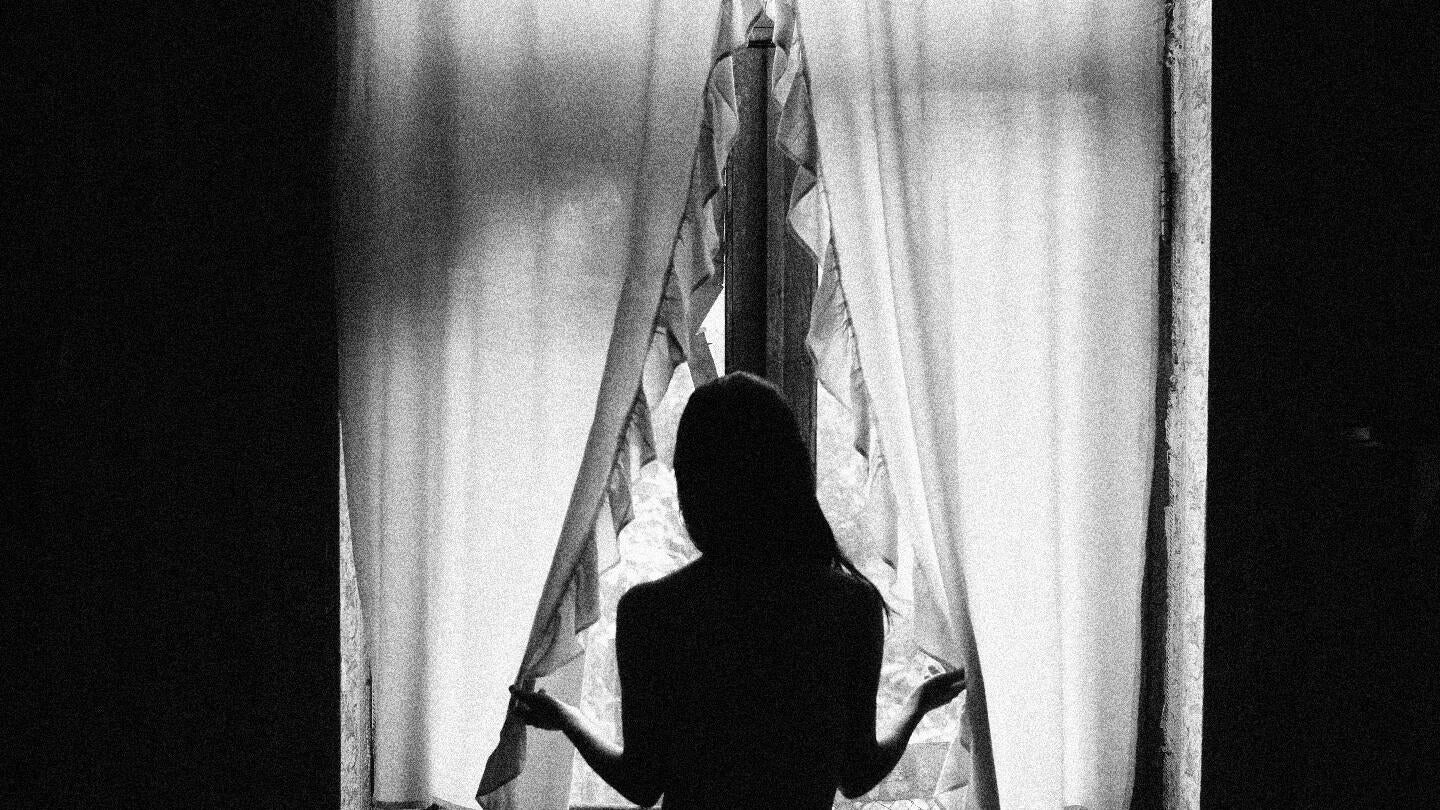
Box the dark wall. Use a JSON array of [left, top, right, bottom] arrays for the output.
[[1207, 2, 1438, 806], [10, 4, 340, 806]]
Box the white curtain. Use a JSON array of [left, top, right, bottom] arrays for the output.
[[804, 1, 1164, 809], [336, 0, 714, 805]]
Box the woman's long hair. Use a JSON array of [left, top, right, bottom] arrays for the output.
[[673, 372, 883, 602]]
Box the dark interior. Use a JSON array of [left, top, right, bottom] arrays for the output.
[[1207, 3, 1438, 805]]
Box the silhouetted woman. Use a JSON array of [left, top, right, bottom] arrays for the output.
[[511, 372, 964, 808]]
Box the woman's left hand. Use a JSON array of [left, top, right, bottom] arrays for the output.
[[910, 667, 966, 715], [509, 684, 574, 731]]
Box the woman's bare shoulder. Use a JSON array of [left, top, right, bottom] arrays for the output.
[[617, 559, 704, 614], [819, 568, 885, 619]]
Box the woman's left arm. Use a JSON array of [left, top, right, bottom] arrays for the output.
[[510, 587, 665, 806], [509, 685, 662, 807]]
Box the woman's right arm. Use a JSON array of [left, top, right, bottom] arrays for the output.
[[839, 587, 966, 800]]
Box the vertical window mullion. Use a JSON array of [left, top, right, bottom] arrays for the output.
[[724, 39, 771, 380], [724, 20, 818, 471]]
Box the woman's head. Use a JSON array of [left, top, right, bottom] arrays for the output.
[[671, 372, 850, 563], [673, 372, 888, 609]]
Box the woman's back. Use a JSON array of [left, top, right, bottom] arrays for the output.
[[617, 554, 884, 809], [509, 374, 960, 808]]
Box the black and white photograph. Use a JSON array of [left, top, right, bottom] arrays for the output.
[[9, 0, 1434, 808]]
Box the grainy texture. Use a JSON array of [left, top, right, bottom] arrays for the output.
[[1163, 0, 1210, 807]]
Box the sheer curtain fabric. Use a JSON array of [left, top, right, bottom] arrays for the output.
[[804, 1, 1164, 808], [336, 0, 714, 806]]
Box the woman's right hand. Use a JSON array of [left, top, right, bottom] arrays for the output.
[[509, 684, 575, 732], [911, 667, 966, 714]]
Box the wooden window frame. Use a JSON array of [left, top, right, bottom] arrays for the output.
[[723, 23, 818, 473]]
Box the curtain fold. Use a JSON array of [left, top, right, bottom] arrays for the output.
[[803, 1, 1164, 808], [337, 1, 716, 806]]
